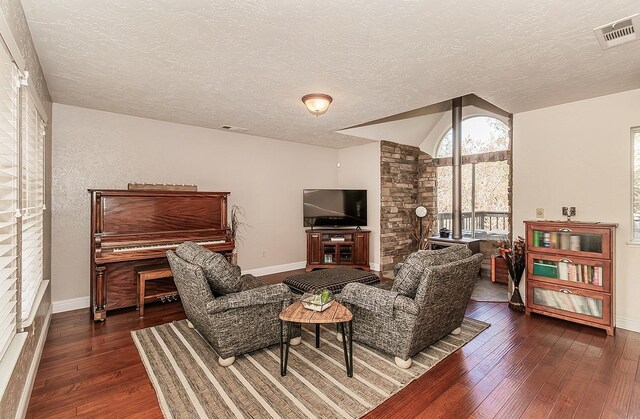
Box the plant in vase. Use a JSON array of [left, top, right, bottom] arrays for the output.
[[407, 208, 435, 251], [499, 236, 526, 312], [229, 205, 249, 265]]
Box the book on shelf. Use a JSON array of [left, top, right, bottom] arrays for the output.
[[570, 235, 581, 251], [533, 261, 557, 278], [568, 264, 577, 282], [557, 261, 569, 280], [533, 230, 541, 247], [593, 266, 601, 286]]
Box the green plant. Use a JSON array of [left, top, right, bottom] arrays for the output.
[[320, 289, 330, 304]]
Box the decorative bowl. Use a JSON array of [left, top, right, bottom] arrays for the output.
[[301, 288, 334, 312]]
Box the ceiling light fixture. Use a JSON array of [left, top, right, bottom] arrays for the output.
[[302, 93, 333, 116]]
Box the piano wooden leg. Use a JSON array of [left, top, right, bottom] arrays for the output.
[[94, 266, 107, 321], [138, 276, 145, 318]]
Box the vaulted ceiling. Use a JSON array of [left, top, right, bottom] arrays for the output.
[[22, 0, 640, 148]]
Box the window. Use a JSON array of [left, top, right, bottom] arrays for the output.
[[436, 116, 509, 157], [435, 116, 510, 240], [633, 127, 640, 240], [20, 91, 45, 321], [0, 44, 20, 361], [0, 44, 46, 363]]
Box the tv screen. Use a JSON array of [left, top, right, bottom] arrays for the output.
[[303, 189, 367, 227]]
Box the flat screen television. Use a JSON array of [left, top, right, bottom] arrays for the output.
[[303, 189, 367, 228]]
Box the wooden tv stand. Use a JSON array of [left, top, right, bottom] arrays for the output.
[[306, 229, 370, 272]]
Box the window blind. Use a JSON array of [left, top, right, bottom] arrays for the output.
[[20, 90, 44, 322], [0, 43, 20, 361]]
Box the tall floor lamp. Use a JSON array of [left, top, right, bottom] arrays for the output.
[[415, 205, 427, 249]]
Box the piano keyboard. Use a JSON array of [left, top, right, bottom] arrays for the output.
[[112, 239, 227, 253]]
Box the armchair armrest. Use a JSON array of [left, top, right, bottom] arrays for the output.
[[206, 283, 291, 314], [340, 282, 418, 316], [239, 273, 266, 291], [393, 262, 404, 277]]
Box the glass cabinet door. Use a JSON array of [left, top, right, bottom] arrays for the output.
[[528, 281, 610, 325], [527, 253, 610, 292], [322, 244, 336, 264], [526, 224, 611, 259], [338, 244, 353, 263]]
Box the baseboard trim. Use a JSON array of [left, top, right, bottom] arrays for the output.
[[52, 296, 90, 313], [616, 315, 640, 333], [16, 305, 52, 419], [244, 261, 307, 277], [369, 262, 381, 272]]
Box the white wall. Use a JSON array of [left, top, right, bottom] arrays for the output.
[[52, 103, 340, 305], [337, 142, 382, 270], [513, 88, 640, 332]]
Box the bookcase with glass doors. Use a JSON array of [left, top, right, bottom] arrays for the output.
[[524, 220, 616, 335]]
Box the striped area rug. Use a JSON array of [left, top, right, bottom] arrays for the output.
[[132, 318, 489, 418]]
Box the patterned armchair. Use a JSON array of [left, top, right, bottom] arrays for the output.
[[167, 243, 300, 366], [340, 247, 482, 368]]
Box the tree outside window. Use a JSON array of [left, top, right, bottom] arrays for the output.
[[435, 116, 510, 240]]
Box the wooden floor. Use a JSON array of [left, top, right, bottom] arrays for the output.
[[27, 270, 640, 418]]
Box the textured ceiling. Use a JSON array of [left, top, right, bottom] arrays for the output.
[[338, 112, 446, 147], [22, 0, 640, 148]]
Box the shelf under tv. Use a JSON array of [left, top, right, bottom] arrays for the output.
[[305, 229, 370, 272]]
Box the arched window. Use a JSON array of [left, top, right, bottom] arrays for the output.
[[435, 116, 510, 240], [436, 116, 509, 157]]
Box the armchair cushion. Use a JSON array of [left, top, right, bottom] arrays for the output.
[[239, 273, 266, 291], [176, 241, 242, 295], [340, 282, 418, 316], [392, 245, 472, 298], [206, 283, 292, 314]]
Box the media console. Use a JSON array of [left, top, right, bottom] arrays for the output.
[[306, 229, 370, 272]]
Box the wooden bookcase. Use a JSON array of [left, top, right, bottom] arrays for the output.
[[306, 229, 370, 272], [524, 220, 617, 335]]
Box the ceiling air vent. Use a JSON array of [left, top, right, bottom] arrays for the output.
[[218, 125, 248, 133], [594, 14, 639, 50]]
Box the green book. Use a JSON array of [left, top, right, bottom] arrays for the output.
[[533, 262, 557, 278], [533, 230, 540, 247]]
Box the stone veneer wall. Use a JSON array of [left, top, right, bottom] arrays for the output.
[[380, 141, 437, 273], [380, 143, 512, 278]]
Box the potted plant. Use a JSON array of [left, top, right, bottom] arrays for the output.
[[499, 236, 526, 312], [408, 207, 435, 251]]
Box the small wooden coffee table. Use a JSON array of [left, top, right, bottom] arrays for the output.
[[279, 301, 353, 377]]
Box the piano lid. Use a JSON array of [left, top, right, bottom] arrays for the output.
[[91, 190, 230, 235]]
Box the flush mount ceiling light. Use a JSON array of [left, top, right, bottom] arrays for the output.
[[302, 93, 333, 116]]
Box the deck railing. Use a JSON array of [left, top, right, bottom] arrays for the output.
[[437, 211, 510, 239]]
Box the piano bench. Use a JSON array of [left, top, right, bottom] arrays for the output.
[[136, 264, 175, 318]]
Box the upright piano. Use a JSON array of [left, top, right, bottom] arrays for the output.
[[89, 189, 235, 321]]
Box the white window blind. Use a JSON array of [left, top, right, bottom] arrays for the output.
[[20, 90, 44, 322], [0, 43, 20, 361], [633, 128, 640, 240]]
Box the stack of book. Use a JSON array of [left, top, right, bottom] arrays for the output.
[[532, 260, 603, 286], [532, 230, 602, 253]]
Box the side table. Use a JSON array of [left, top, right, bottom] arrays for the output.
[[279, 301, 353, 377]]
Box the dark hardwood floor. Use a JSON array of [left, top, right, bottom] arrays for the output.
[[26, 270, 639, 418]]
